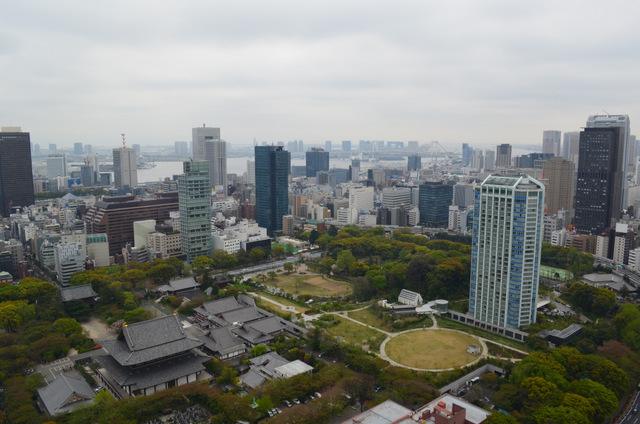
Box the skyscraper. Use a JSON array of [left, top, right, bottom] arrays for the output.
[[204, 139, 227, 188], [342, 140, 351, 152], [192, 125, 220, 161], [542, 157, 575, 217], [47, 153, 67, 179], [418, 182, 453, 227], [112, 146, 138, 190], [542, 130, 561, 157], [574, 127, 625, 235], [461, 143, 473, 167], [255, 146, 290, 233], [0, 127, 35, 216], [586, 114, 632, 206], [74, 142, 83, 155], [179, 161, 212, 262], [496, 144, 512, 167], [469, 175, 544, 328], [562, 131, 580, 163], [407, 154, 422, 172], [325, 140, 332, 152], [306, 148, 329, 178]]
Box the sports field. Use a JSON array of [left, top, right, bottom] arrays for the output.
[[540, 265, 573, 281], [385, 329, 480, 369], [269, 274, 351, 297]]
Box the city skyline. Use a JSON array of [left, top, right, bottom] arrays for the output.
[[2, 2, 639, 148]]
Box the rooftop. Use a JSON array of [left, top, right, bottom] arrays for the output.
[[101, 314, 203, 366]]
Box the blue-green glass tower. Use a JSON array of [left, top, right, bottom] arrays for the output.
[[255, 146, 290, 233], [179, 161, 212, 262]]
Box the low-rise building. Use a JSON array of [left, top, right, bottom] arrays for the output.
[[37, 374, 95, 416]]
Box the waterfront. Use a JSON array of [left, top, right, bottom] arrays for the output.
[[137, 157, 410, 183]]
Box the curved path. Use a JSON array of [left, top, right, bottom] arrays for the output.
[[328, 310, 526, 371]]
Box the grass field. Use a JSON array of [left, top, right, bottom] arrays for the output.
[[436, 316, 531, 351], [348, 307, 433, 332], [385, 329, 479, 369], [253, 292, 308, 314], [326, 315, 387, 352], [268, 274, 351, 297]]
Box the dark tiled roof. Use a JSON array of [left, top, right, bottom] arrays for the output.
[[102, 314, 203, 366], [158, 277, 200, 293], [201, 326, 247, 356], [59, 284, 98, 302], [196, 297, 242, 316], [221, 307, 264, 325], [96, 351, 209, 389], [37, 374, 95, 415]]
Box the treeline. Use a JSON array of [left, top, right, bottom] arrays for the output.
[[0, 278, 94, 423], [490, 347, 627, 424], [309, 226, 471, 301], [541, 242, 594, 276]]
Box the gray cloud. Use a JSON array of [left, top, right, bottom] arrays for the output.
[[1, 0, 638, 149]]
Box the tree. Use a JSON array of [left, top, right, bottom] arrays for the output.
[[272, 244, 285, 258], [191, 255, 212, 276], [342, 375, 374, 411], [0, 300, 27, 333], [248, 247, 266, 263], [53, 318, 83, 337], [283, 262, 294, 274], [336, 250, 356, 274], [64, 299, 91, 321], [309, 229, 319, 246], [268, 271, 278, 282], [484, 412, 518, 424], [124, 308, 150, 324], [256, 395, 274, 415], [352, 277, 375, 302], [148, 263, 178, 282], [216, 366, 239, 386], [567, 379, 617, 420], [121, 269, 147, 285], [250, 344, 268, 357], [212, 249, 238, 269]]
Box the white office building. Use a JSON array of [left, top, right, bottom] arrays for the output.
[[54, 242, 85, 286], [113, 147, 138, 189], [469, 175, 544, 328]]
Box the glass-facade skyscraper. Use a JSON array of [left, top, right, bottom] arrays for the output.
[[255, 146, 290, 233], [574, 127, 625, 235], [305, 148, 329, 178], [469, 175, 544, 328], [179, 161, 212, 262], [418, 181, 453, 227], [0, 127, 35, 216]]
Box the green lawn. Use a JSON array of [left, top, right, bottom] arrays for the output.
[[325, 315, 387, 352], [348, 307, 433, 332], [253, 292, 309, 314], [385, 329, 478, 369]]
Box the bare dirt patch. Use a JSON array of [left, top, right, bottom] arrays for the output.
[[81, 316, 117, 342]]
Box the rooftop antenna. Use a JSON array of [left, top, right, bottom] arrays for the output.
[[121, 133, 126, 148], [603, 109, 610, 116]]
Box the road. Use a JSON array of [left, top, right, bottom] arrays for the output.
[[618, 391, 640, 424]]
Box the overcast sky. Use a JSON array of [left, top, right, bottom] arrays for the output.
[[2, 1, 639, 150]]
